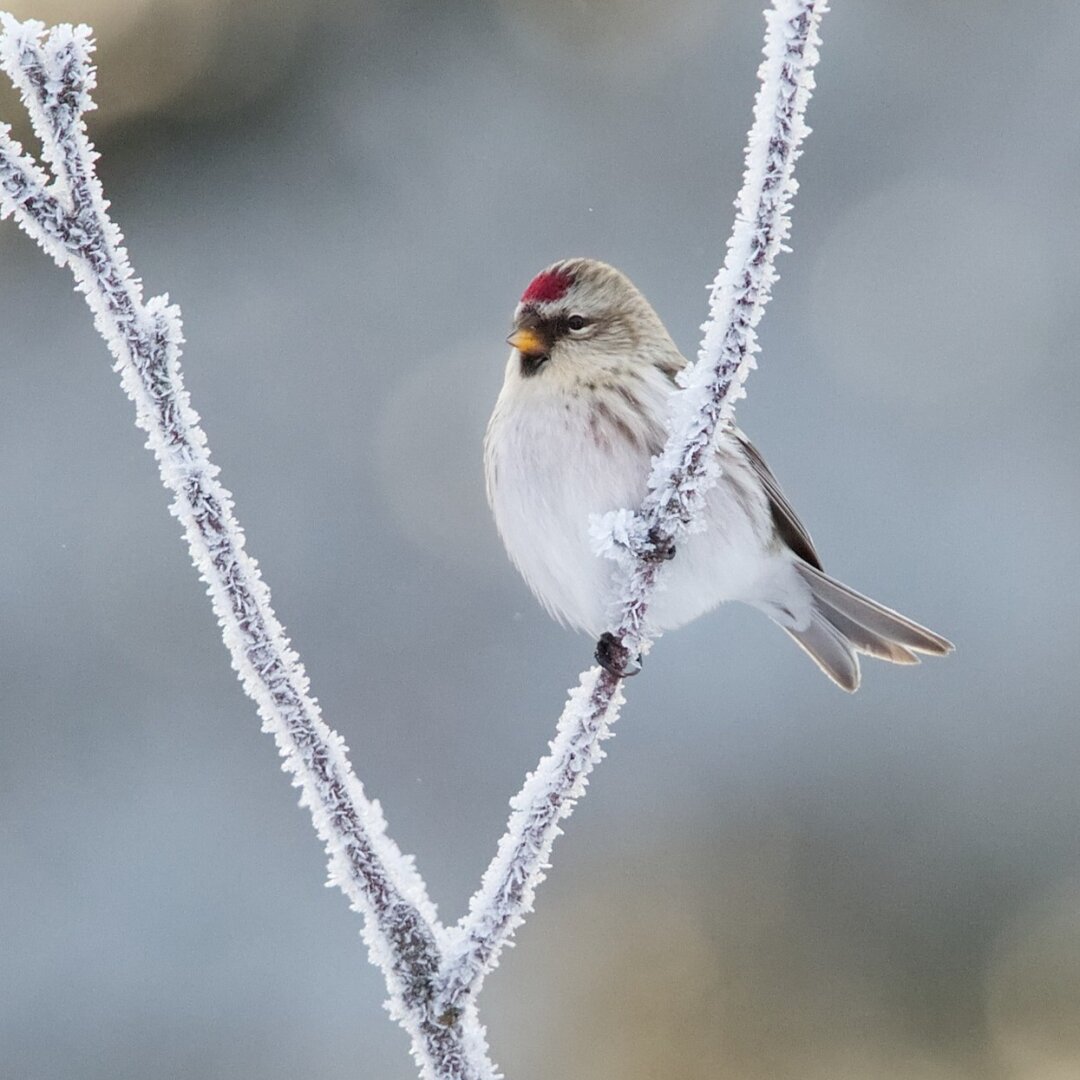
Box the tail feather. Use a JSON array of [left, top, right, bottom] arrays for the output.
[[796, 562, 954, 656], [813, 598, 921, 665], [783, 609, 861, 692], [781, 562, 953, 692]]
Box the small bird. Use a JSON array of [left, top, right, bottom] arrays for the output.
[[484, 258, 952, 691]]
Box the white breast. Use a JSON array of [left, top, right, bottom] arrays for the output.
[[485, 381, 643, 635], [485, 358, 798, 638]]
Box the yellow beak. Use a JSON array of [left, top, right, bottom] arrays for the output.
[[507, 327, 546, 356]]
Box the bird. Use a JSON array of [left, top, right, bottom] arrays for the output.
[[483, 257, 953, 691]]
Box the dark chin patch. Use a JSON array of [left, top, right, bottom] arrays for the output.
[[519, 353, 549, 378]]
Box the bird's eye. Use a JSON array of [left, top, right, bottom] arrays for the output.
[[566, 315, 588, 332]]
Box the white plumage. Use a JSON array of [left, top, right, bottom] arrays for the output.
[[485, 258, 951, 690]]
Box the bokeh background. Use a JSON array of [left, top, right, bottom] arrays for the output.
[[1, 1, 1078, 1077]]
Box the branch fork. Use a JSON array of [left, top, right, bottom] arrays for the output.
[[0, 4, 827, 1077]]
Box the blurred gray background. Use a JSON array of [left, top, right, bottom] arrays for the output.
[[1, 1, 1078, 1077]]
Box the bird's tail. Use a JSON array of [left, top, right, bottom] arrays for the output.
[[782, 562, 953, 692]]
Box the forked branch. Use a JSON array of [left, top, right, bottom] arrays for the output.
[[0, 4, 827, 1077]]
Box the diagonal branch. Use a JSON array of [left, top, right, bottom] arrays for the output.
[[0, 131, 67, 247], [0, 78, 69, 255], [434, 0, 827, 1017], [436, 667, 624, 1016], [0, 16, 495, 1080]]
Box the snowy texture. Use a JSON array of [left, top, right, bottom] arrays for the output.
[[436, 667, 625, 1012], [0, 3, 826, 1077], [603, 0, 827, 655], [435, 0, 827, 1020], [0, 17, 494, 1080]]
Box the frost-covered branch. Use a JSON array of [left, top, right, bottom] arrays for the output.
[[0, 17, 495, 1080], [435, 0, 827, 1017], [1, 3, 828, 1076]]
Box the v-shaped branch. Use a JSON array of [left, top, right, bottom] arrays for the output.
[[0, 5, 827, 1078]]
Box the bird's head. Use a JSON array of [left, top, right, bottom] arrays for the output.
[[507, 258, 680, 384]]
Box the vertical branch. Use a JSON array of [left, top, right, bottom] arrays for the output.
[[0, 17, 495, 1080], [435, 0, 827, 1017]]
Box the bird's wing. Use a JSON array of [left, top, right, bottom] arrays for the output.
[[733, 429, 823, 570]]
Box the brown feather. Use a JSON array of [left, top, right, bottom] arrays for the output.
[[735, 431, 823, 570]]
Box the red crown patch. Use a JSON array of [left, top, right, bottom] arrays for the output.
[[520, 267, 573, 304]]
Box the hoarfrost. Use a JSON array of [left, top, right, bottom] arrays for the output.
[[0, 3, 827, 1077]]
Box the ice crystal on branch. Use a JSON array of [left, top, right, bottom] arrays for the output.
[[0, 3, 827, 1077]]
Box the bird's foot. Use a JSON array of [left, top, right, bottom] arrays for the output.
[[642, 526, 676, 563], [595, 632, 641, 677]]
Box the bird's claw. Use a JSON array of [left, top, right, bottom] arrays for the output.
[[643, 526, 676, 562], [595, 632, 642, 677]]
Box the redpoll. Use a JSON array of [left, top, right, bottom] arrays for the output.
[[484, 258, 952, 691]]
